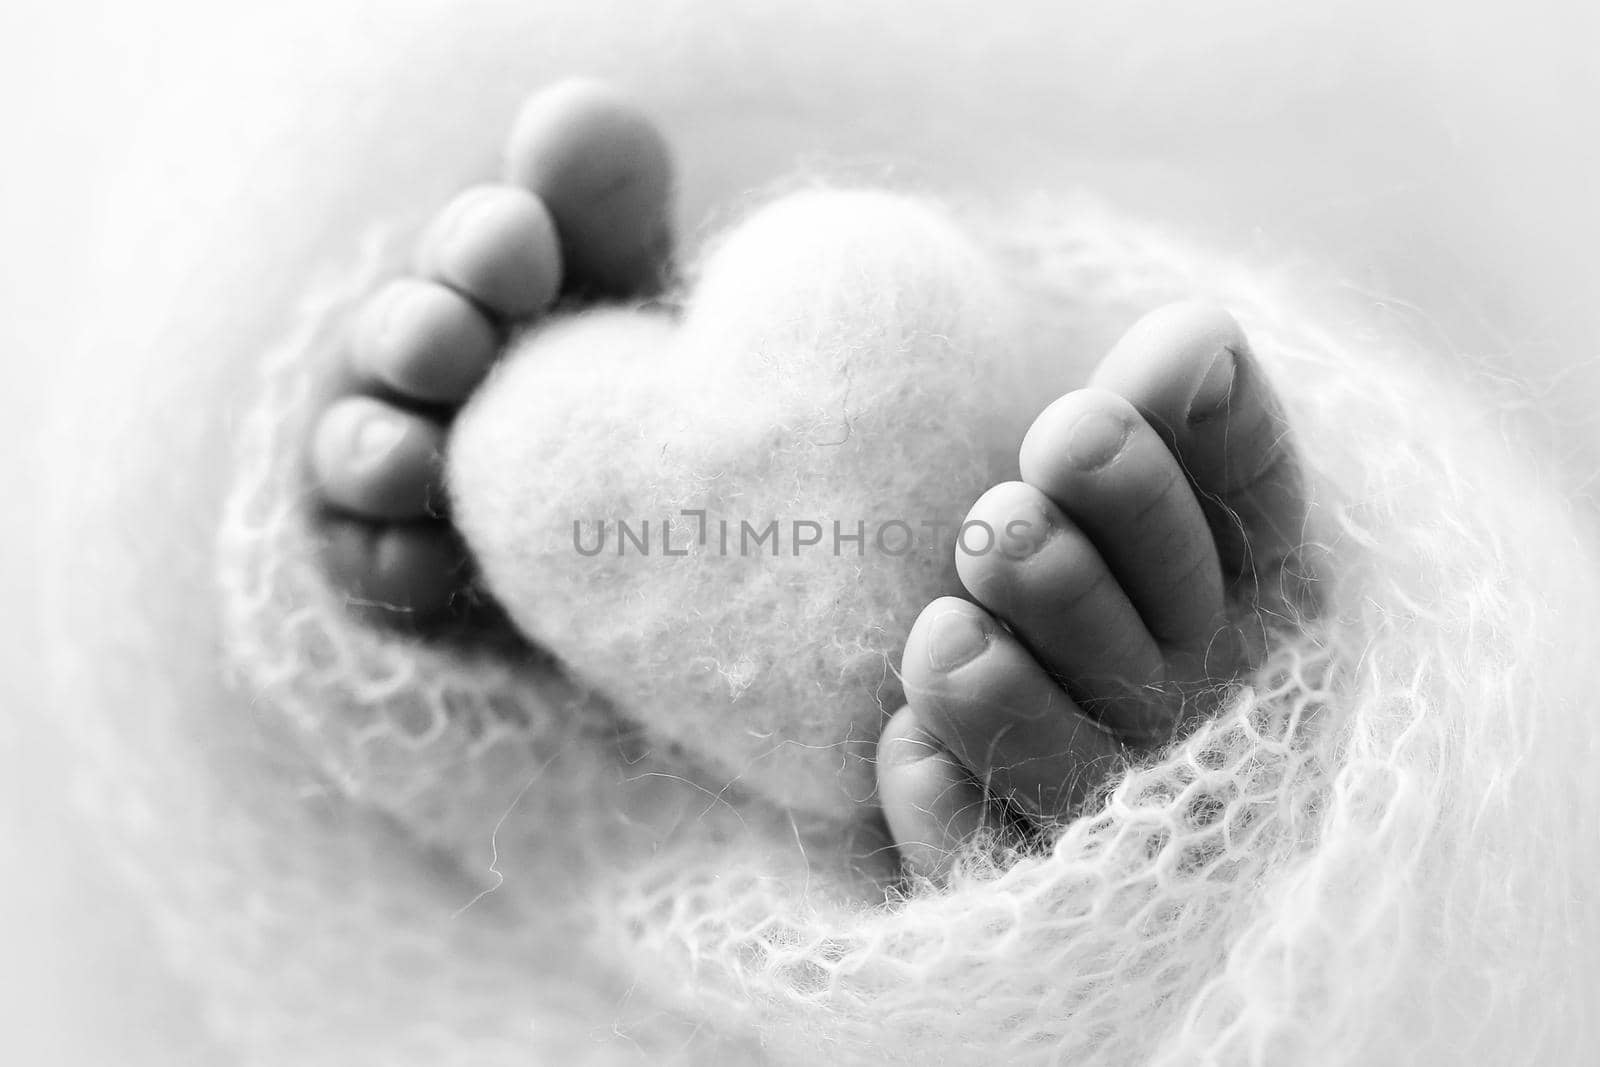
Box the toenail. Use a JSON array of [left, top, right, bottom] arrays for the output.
[[351, 411, 407, 468], [1067, 409, 1132, 471], [1188, 347, 1237, 423], [998, 498, 1053, 560], [366, 282, 410, 352], [926, 610, 989, 672], [442, 187, 500, 236]]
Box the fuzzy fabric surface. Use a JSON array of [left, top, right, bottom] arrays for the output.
[[65, 184, 1579, 1064], [451, 188, 1029, 820]]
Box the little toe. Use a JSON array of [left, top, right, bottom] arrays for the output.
[[319, 518, 470, 619], [955, 482, 1175, 740], [1018, 388, 1227, 654], [350, 279, 500, 406], [898, 597, 1127, 821], [416, 184, 563, 320], [504, 79, 675, 297], [310, 395, 447, 522], [877, 703, 992, 883], [1088, 301, 1308, 607]]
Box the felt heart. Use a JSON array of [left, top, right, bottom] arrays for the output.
[[448, 189, 1030, 819]]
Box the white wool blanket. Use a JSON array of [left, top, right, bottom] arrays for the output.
[[51, 189, 1593, 1065]]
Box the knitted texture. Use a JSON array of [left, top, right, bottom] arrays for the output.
[[71, 190, 1600, 1064]]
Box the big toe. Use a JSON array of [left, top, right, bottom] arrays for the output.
[[504, 79, 675, 298], [1088, 301, 1311, 612]]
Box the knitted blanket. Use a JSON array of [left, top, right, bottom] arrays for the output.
[[72, 187, 1583, 1063]]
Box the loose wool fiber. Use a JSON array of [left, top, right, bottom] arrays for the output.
[[73, 186, 1600, 1064]]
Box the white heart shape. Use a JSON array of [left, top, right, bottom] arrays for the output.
[[450, 189, 1027, 818]]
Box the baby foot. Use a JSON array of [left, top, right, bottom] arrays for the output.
[[878, 302, 1311, 880], [307, 80, 674, 622]]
